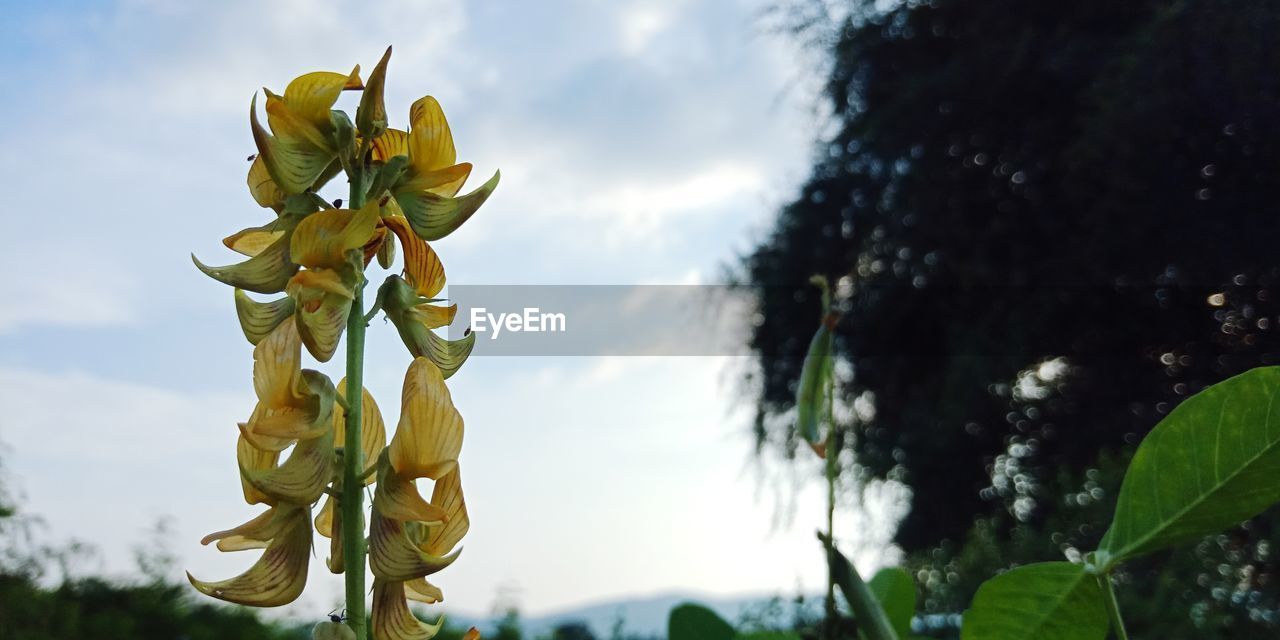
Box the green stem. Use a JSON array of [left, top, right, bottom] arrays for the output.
[[822, 532, 898, 640], [342, 168, 369, 640], [824, 431, 837, 640], [1099, 571, 1129, 640]]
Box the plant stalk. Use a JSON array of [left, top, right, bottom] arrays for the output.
[[1099, 571, 1129, 640], [342, 166, 369, 640], [824, 431, 837, 640]]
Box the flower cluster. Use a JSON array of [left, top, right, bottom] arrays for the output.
[[188, 47, 496, 640]]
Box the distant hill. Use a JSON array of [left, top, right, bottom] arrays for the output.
[[444, 591, 821, 638]]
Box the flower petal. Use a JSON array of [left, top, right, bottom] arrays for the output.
[[372, 578, 447, 640], [372, 129, 410, 162], [224, 224, 287, 258], [237, 434, 281, 505], [234, 289, 295, 345], [187, 506, 312, 607], [193, 226, 299, 294], [400, 162, 472, 198], [404, 577, 444, 604], [251, 94, 335, 195], [383, 215, 445, 298], [333, 378, 388, 483], [423, 465, 468, 557], [201, 504, 303, 552], [394, 170, 500, 241], [373, 457, 448, 524], [248, 155, 288, 210], [370, 511, 459, 581], [291, 203, 382, 269], [283, 68, 362, 126], [407, 96, 456, 172], [387, 358, 464, 481], [288, 270, 355, 362], [241, 427, 335, 505]]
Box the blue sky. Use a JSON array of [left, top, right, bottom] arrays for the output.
[[0, 0, 905, 626]]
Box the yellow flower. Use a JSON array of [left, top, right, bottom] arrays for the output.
[[251, 68, 363, 197], [368, 357, 471, 638]]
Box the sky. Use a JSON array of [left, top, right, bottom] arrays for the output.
[[0, 0, 905, 627]]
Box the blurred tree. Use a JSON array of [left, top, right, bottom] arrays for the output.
[[547, 621, 597, 640], [745, 0, 1280, 635]]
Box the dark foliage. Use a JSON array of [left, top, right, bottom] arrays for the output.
[[745, 0, 1280, 634]]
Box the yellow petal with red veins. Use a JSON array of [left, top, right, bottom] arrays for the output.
[[250, 94, 334, 195], [291, 202, 382, 269], [237, 434, 280, 505], [372, 129, 409, 162], [282, 67, 362, 127], [333, 379, 388, 482], [288, 270, 355, 362], [383, 216, 445, 297], [248, 155, 287, 210], [187, 506, 312, 607], [201, 504, 304, 552], [388, 358, 464, 481], [241, 427, 334, 505], [372, 578, 446, 640], [266, 91, 334, 150], [408, 96, 456, 173], [373, 458, 448, 524], [394, 170, 500, 241], [370, 512, 459, 582], [193, 213, 300, 294], [234, 289, 295, 346], [400, 162, 472, 198], [404, 577, 444, 604], [423, 465, 468, 556]]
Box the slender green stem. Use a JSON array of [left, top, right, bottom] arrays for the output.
[[824, 431, 837, 640], [342, 167, 369, 640], [1099, 571, 1130, 640], [821, 532, 898, 640]]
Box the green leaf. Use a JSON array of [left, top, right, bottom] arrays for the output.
[[960, 562, 1107, 640], [868, 567, 916, 639], [394, 169, 500, 241], [668, 603, 735, 640], [1101, 366, 1280, 561]]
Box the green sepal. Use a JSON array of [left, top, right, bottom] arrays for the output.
[[394, 170, 500, 241], [330, 109, 358, 179], [376, 228, 397, 268], [234, 289, 296, 345], [368, 155, 411, 202]]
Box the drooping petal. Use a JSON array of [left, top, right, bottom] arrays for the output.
[[201, 504, 303, 552], [251, 94, 335, 195], [252, 321, 308, 410], [240, 427, 335, 505], [288, 270, 355, 362], [423, 465, 468, 556], [407, 96, 456, 172], [387, 357, 464, 481], [224, 224, 287, 258], [245, 370, 336, 442], [370, 511, 459, 582], [333, 378, 388, 482], [315, 483, 345, 574], [399, 162, 472, 198], [383, 215, 445, 297], [188, 505, 312, 607], [290, 203, 382, 269], [379, 276, 471, 376], [404, 577, 444, 604], [193, 224, 300, 294], [372, 578, 447, 640], [237, 434, 281, 505], [234, 289, 295, 345], [394, 170, 500, 241], [373, 457, 448, 524], [248, 155, 288, 210]]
